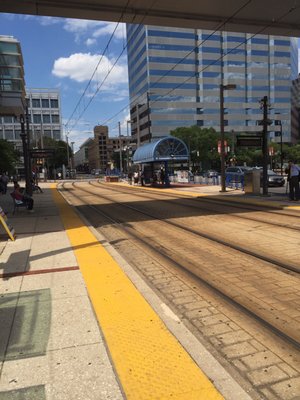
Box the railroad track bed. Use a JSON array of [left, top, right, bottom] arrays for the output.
[[60, 181, 300, 400]]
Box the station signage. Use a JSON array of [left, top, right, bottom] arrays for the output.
[[236, 136, 262, 148], [30, 149, 55, 159]]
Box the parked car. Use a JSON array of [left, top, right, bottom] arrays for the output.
[[260, 169, 285, 187]]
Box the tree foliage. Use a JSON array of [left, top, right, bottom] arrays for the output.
[[40, 137, 72, 168], [170, 126, 221, 171], [0, 139, 19, 173], [170, 126, 300, 171]]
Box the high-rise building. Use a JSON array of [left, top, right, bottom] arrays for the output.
[[126, 26, 298, 144]]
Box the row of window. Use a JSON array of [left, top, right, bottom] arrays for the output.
[[1, 114, 60, 124], [1, 130, 61, 140], [27, 98, 59, 109]]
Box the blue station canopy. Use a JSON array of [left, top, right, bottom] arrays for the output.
[[132, 136, 189, 164]]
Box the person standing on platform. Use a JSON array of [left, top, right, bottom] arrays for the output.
[[286, 160, 300, 201], [1, 173, 9, 194]]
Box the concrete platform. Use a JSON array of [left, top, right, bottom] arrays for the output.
[[0, 180, 298, 399]]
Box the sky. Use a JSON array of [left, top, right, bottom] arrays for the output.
[[0, 13, 130, 150], [1, 13, 300, 152]]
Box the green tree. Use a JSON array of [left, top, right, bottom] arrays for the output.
[[41, 137, 71, 168], [170, 126, 221, 171], [0, 139, 19, 173], [283, 144, 300, 163]]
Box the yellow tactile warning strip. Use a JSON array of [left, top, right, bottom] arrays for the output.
[[52, 185, 224, 400]]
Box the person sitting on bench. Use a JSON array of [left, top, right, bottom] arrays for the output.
[[12, 183, 34, 211]]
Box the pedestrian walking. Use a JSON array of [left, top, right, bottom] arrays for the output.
[[286, 160, 300, 201]]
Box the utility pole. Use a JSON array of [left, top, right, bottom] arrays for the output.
[[118, 122, 123, 176], [261, 96, 269, 196], [220, 84, 236, 192], [20, 114, 32, 196], [147, 91, 151, 142], [25, 107, 33, 195]]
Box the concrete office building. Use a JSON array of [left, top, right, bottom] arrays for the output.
[[126, 25, 298, 144], [88, 125, 133, 173], [0, 88, 62, 148]]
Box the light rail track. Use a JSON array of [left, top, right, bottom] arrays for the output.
[[90, 181, 300, 232], [78, 181, 300, 274], [60, 181, 300, 349]]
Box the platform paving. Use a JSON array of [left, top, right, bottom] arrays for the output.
[[0, 180, 298, 399], [0, 183, 123, 400]]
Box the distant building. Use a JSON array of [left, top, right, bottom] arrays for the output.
[[126, 25, 298, 144], [88, 125, 133, 173], [74, 137, 93, 172]]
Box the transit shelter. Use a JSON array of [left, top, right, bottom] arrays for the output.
[[132, 136, 189, 186]]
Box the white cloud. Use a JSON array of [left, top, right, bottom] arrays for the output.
[[63, 19, 105, 33], [93, 22, 125, 40], [85, 38, 97, 47], [52, 52, 128, 88]]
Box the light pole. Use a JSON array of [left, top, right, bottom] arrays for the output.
[[118, 122, 123, 176], [220, 84, 236, 192], [275, 113, 283, 175], [71, 141, 75, 170], [126, 119, 132, 137], [66, 132, 70, 168]]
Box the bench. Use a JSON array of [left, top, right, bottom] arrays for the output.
[[10, 192, 27, 214]]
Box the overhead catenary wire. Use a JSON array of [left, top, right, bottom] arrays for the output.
[[65, 0, 159, 133]]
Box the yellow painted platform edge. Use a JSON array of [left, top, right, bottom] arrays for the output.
[[52, 184, 224, 400], [102, 180, 300, 210]]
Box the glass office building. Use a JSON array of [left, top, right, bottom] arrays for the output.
[[0, 35, 26, 118], [126, 25, 298, 144]]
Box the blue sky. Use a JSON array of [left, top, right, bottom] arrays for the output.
[[0, 13, 130, 150]]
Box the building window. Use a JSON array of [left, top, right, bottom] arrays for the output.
[[4, 130, 14, 140], [53, 130, 61, 139], [15, 130, 21, 140], [42, 99, 49, 108], [32, 99, 41, 108], [3, 116, 13, 123], [44, 130, 52, 137], [50, 99, 59, 108], [51, 114, 60, 123], [43, 114, 51, 123], [33, 114, 42, 124]]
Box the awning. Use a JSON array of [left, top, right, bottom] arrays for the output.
[[132, 136, 188, 164]]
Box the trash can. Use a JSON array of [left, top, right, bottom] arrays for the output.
[[244, 170, 260, 194]]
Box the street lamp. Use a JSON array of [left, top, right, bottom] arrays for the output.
[[71, 141, 75, 170], [220, 84, 236, 192], [274, 113, 283, 175], [118, 122, 123, 176], [126, 119, 133, 137]]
